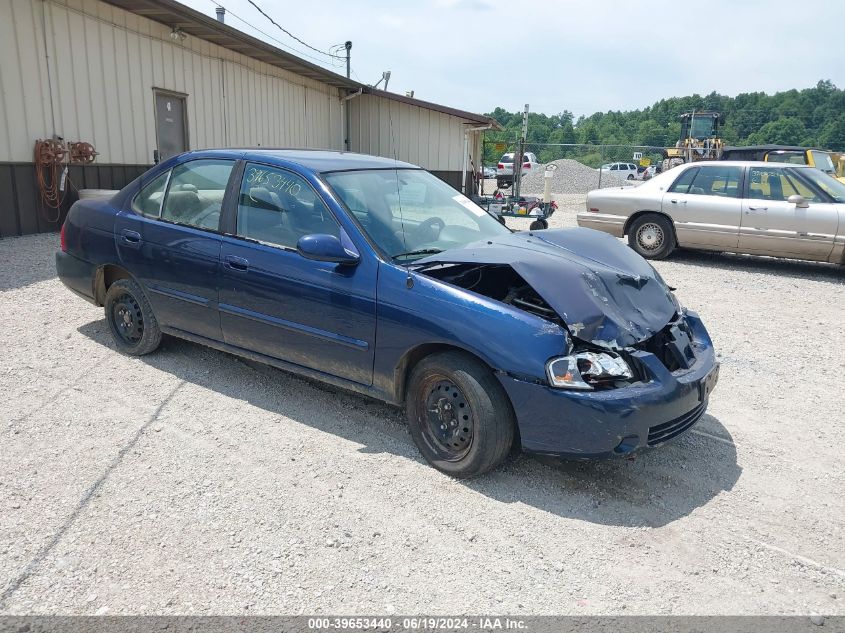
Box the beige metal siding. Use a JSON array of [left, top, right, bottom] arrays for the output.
[[0, 0, 344, 163], [348, 93, 471, 171]]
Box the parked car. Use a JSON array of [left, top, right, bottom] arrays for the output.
[[496, 152, 541, 188], [57, 149, 718, 477], [482, 165, 496, 179], [641, 165, 658, 181], [599, 162, 639, 180], [578, 160, 845, 263]]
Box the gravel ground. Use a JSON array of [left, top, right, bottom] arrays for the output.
[[1, 215, 843, 616]]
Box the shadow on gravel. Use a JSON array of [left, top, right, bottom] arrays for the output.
[[670, 249, 844, 283], [0, 234, 61, 291], [78, 320, 742, 529]]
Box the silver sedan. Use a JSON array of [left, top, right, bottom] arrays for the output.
[[577, 160, 845, 264]]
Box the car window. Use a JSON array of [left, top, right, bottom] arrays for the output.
[[687, 166, 742, 198], [669, 167, 699, 193], [500, 154, 514, 164], [767, 151, 807, 166], [809, 150, 836, 174], [160, 160, 234, 230], [747, 167, 823, 203], [236, 163, 339, 249], [132, 170, 170, 218], [610, 164, 618, 171]]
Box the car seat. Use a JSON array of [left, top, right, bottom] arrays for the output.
[[766, 174, 784, 201]]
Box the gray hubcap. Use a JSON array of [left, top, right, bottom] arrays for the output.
[[637, 223, 664, 251]]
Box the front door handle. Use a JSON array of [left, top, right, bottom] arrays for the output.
[[120, 229, 141, 244], [747, 206, 768, 211], [669, 199, 687, 204], [224, 255, 249, 271]]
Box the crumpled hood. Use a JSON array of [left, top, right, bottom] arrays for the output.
[[416, 228, 678, 348]]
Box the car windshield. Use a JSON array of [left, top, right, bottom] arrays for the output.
[[797, 167, 845, 202], [324, 169, 510, 260]]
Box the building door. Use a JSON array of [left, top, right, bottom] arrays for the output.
[[154, 91, 188, 161]]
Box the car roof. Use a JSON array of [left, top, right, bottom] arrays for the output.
[[687, 160, 811, 169], [181, 148, 418, 172]]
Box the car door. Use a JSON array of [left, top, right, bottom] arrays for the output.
[[662, 164, 742, 250], [740, 166, 837, 261], [114, 158, 236, 341], [217, 162, 377, 386]]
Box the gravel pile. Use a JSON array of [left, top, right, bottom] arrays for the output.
[[519, 158, 636, 194]]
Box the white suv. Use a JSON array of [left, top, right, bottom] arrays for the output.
[[496, 152, 541, 188], [599, 162, 639, 181]]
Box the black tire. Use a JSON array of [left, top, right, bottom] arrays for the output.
[[627, 174, 635, 181], [529, 218, 548, 231], [406, 351, 515, 478], [104, 278, 162, 355], [628, 213, 676, 260]]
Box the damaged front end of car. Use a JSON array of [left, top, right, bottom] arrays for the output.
[[414, 227, 719, 458]]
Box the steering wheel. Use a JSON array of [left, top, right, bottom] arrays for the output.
[[414, 216, 445, 243]]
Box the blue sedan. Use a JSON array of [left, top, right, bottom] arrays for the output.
[[56, 149, 719, 477]]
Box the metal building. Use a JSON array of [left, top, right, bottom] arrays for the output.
[[0, 0, 497, 237]]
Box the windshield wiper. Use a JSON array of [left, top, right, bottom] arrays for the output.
[[392, 248, 443, 260]]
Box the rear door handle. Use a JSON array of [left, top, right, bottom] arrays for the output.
[[224, 255, 249, 271], [120, 229, 141, 244], [747, 206, 768, 211], [670, 199, 686, 204]]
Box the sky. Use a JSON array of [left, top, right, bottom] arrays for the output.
[[178, 0, 845, 118]]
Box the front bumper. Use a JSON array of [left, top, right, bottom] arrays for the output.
[[498, 312, 719, 458]]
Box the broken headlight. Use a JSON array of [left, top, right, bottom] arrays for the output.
[[546, 352, 634, 390]]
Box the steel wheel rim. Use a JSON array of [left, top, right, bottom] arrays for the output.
[[421, 377, 474, 461], [112, 292, 144, 345], [637, 223, 664, 251]]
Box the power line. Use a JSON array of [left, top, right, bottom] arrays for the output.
[[243, 0, 343, 60], [207, 0, 342, 67]]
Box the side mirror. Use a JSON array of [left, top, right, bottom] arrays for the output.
[[787, 194, 809, 209], [296, 233, 360, 266]]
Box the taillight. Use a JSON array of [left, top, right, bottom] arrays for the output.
[[589, 208, 600, 213], [523, 163, 531, 169], [497, 163, 504, 169], [60, 219, 68, 252]]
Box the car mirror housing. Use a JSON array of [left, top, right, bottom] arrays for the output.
[[296, 233, 360, 265], [787, 194, 810, 208]]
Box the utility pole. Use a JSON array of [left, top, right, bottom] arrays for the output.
[[345, 41, 352, 78], [514, 104, 529, 201], [344, 41, 352, 151]]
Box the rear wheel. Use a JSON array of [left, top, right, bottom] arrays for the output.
[[529, 218, 548, 230], [104, 278, 162, 355], [627, 174, 635, 181], [628, 213, 676, 260], [406, 351, 515, 478]]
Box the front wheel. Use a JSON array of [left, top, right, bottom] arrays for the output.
[[529, 218, 548, 230], [104, 278, 162, 355], [628, 213, 676, 260], [406, 351, 515, 478], [627, 174, 635, 181]]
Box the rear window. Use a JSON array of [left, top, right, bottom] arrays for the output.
[[768, 151, 807, 166], [499, 155, 514, 163]]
